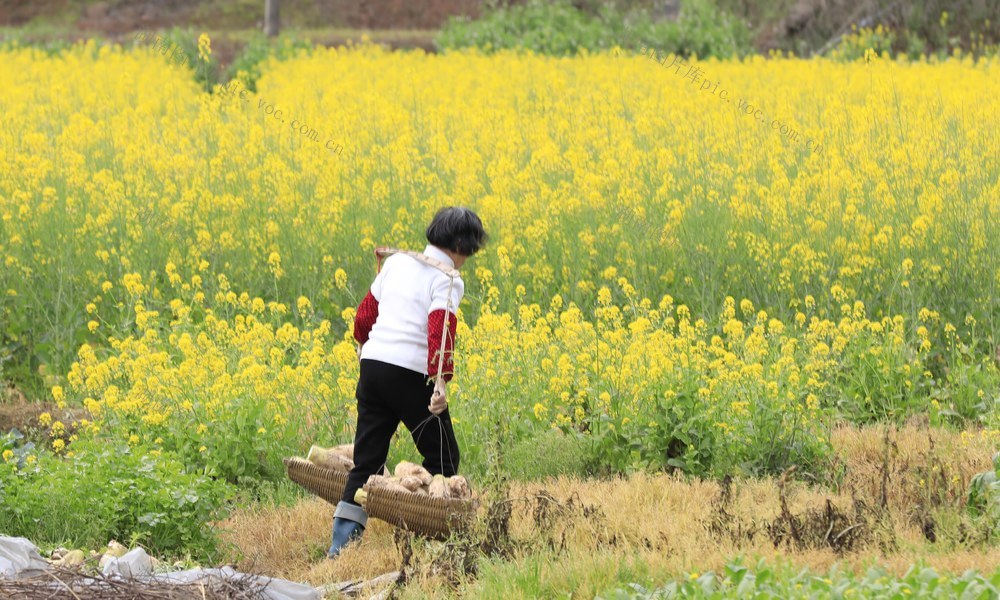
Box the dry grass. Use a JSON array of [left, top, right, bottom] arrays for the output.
[[218, 424, 998, 597], [831, 423, 993, 511]]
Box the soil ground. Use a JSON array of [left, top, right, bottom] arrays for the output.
[[0, 0, 481, 31], [0, 0, 465, 59], [0, 387, 91, 441]]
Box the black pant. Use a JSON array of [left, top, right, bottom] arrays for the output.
[[341, 358, 461, 507]]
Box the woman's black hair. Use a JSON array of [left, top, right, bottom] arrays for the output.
[[426, 206, 489, 256]]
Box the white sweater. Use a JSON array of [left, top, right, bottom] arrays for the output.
[[359, 244, 465, 376]]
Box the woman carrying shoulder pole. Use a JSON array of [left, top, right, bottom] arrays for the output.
[[329, 206, 488, 558]]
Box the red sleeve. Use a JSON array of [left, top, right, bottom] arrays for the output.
[[354, 291, 379, 344], [427, 309, 458, 383]]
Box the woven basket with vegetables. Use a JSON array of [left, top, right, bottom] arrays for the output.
[[285, 447, 477, 539]]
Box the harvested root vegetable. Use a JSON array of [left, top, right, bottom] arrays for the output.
[[447, 475, 472, 499], [394, 461, 432, 486], [106, 540, 127, 558], [98, 540, 128, 569], [399, 475, 423, 492], [365, 474, 412, 495], [332, 443, 354, 461], [307, 445, 355, 472], [50, 548, 69, 561], [428, 474, 449, 498], [56, 550, 85, 567]]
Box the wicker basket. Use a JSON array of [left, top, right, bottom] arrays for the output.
[[362, 483, 478, 540], [284, 457, 477, 539], [284, 457, 349, 505]]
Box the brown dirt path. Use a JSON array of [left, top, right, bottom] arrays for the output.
[[0, 0, 480, 34]]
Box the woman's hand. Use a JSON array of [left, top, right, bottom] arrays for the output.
[[429, 380, 447, 415]]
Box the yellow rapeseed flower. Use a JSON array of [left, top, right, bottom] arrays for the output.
[[197, 33, 212, 62]]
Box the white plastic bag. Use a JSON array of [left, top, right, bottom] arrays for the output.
[[0, 536, 49, 579], [101, 547, 154, 579], [159, 565, 321, 600]]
